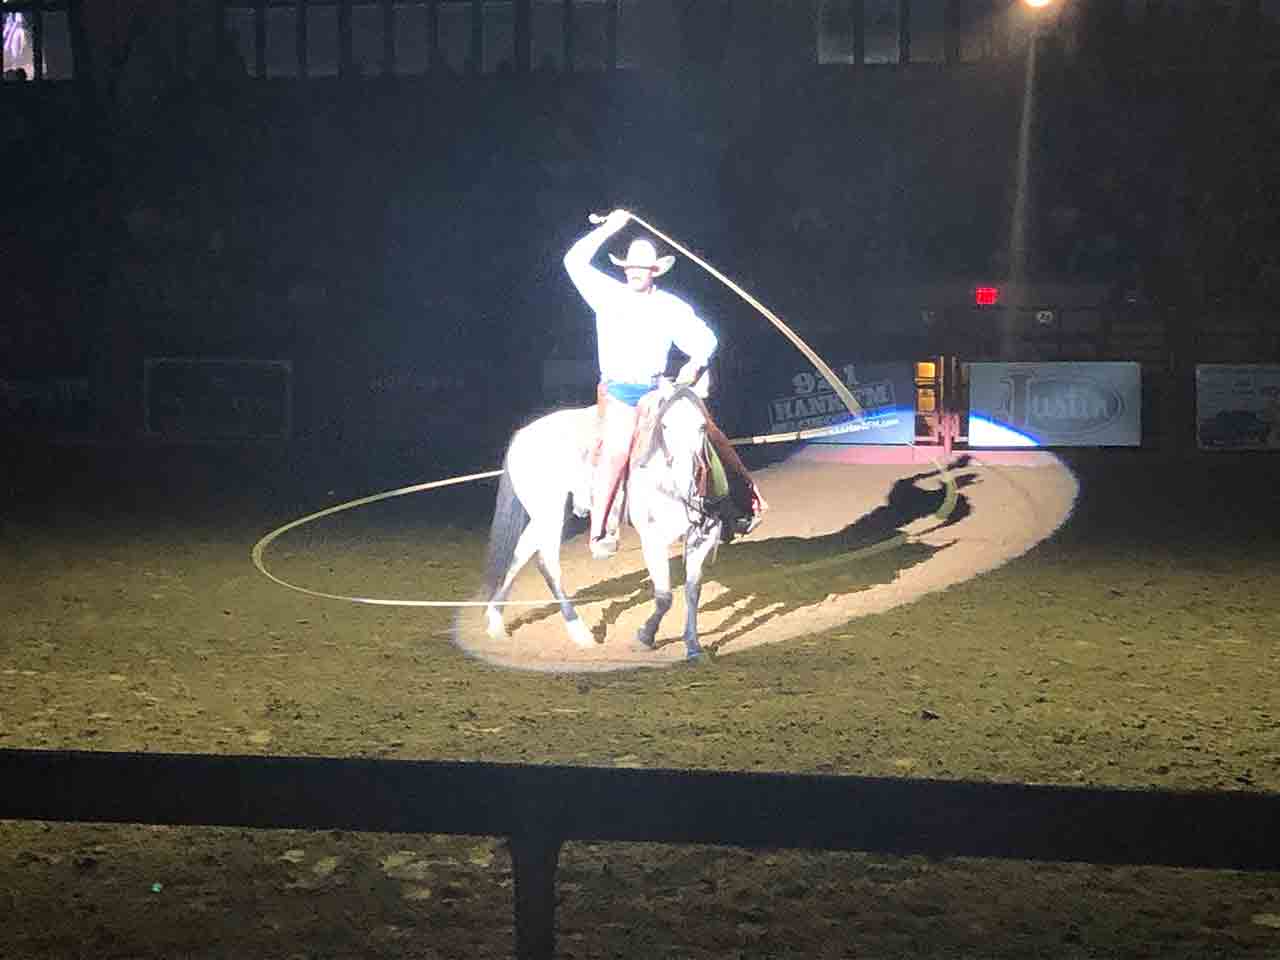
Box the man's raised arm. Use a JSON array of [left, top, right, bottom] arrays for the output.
[[563, 209, 631, 313]]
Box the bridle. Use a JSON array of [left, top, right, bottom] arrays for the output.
[[635, 384, 720, 529], [636, 383, 711, 470]]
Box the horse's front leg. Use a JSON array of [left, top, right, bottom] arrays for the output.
[[680, 520, 722, 660], [633, 532, 673, 650]]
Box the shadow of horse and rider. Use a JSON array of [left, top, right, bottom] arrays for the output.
[[510, 455, 979, 654]]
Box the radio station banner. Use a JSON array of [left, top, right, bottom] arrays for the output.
[[144, 357, 292, 441], [968, 361, 1141, 447], [1195, 364, 1280, 450], [762, 361, 915, 445]]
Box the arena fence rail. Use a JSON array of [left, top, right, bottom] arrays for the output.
[[1, 748, 1278, 959]]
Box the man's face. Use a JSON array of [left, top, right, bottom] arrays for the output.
[[625, 266, 657, 293]]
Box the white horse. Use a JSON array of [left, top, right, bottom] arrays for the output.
[[483, 381, 724, 660]]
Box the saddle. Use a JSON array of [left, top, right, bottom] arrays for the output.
[[583, 381, 755, 538]]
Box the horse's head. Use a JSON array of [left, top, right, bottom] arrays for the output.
[[664, 389, 708, 438], [646, 381, 710, 471]]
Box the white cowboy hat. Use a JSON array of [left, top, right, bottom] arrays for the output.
[[609, 238, 675, 277]]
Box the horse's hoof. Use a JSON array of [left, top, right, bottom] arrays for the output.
[[632, 630, 656, 651], [684, 648, 709, 665], [566, 618, 596, 649]]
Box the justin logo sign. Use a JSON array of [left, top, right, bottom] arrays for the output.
[[969, 362, 1141, 447], [997, 371, 1125, 437]]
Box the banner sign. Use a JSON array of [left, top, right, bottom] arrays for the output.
[[763, 361, 915, 445], [967, 361, 1141, 447], [1195, 364, 1280, 450], [144, 357, 291, 441]]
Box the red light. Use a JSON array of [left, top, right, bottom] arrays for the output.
[[974, 286, 1000, 306]]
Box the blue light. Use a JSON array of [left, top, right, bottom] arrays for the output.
[[967, 415, 1042, 447]]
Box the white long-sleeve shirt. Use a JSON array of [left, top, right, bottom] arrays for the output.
[[564, 223, 717, 387]]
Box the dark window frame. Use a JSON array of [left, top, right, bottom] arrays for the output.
[[215, 0, 623, 77]]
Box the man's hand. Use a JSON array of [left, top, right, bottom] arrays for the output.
[[589, 208, 631, 233], [676, 362, 710, 397]]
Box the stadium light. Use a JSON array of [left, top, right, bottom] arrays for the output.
[[1023, 0, 1055, 8]]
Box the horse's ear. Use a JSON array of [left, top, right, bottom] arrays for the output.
[[691, 368, 711, 398]]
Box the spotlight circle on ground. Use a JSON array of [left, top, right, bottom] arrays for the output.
[[452, 445, 1079, 673]]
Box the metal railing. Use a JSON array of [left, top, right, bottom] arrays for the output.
[[2, 747, 1277, 959], [215, 0, 619, 77]]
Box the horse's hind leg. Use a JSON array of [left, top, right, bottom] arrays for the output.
[[535, 526, 594, 649], [485, 524, 540, 640], [634, 534, 673, 651]]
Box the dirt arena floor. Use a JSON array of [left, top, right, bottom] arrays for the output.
[[1, 439, 1278, 958], [455, 446, 1080, 671]]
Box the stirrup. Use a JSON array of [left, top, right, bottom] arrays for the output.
[[590, 535, 618, 560]]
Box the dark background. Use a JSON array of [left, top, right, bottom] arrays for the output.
[[3, 0, 1280, 472], [3, 6, 1280, 956]]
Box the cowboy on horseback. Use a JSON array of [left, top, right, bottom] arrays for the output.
[[564, 208, 765, 559]]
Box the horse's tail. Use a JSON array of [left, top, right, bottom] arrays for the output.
[[483, 451, 530, 597]]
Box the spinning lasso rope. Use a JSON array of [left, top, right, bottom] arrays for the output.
[[251, 211, 956, 606], [250, 470, 521, 607]]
